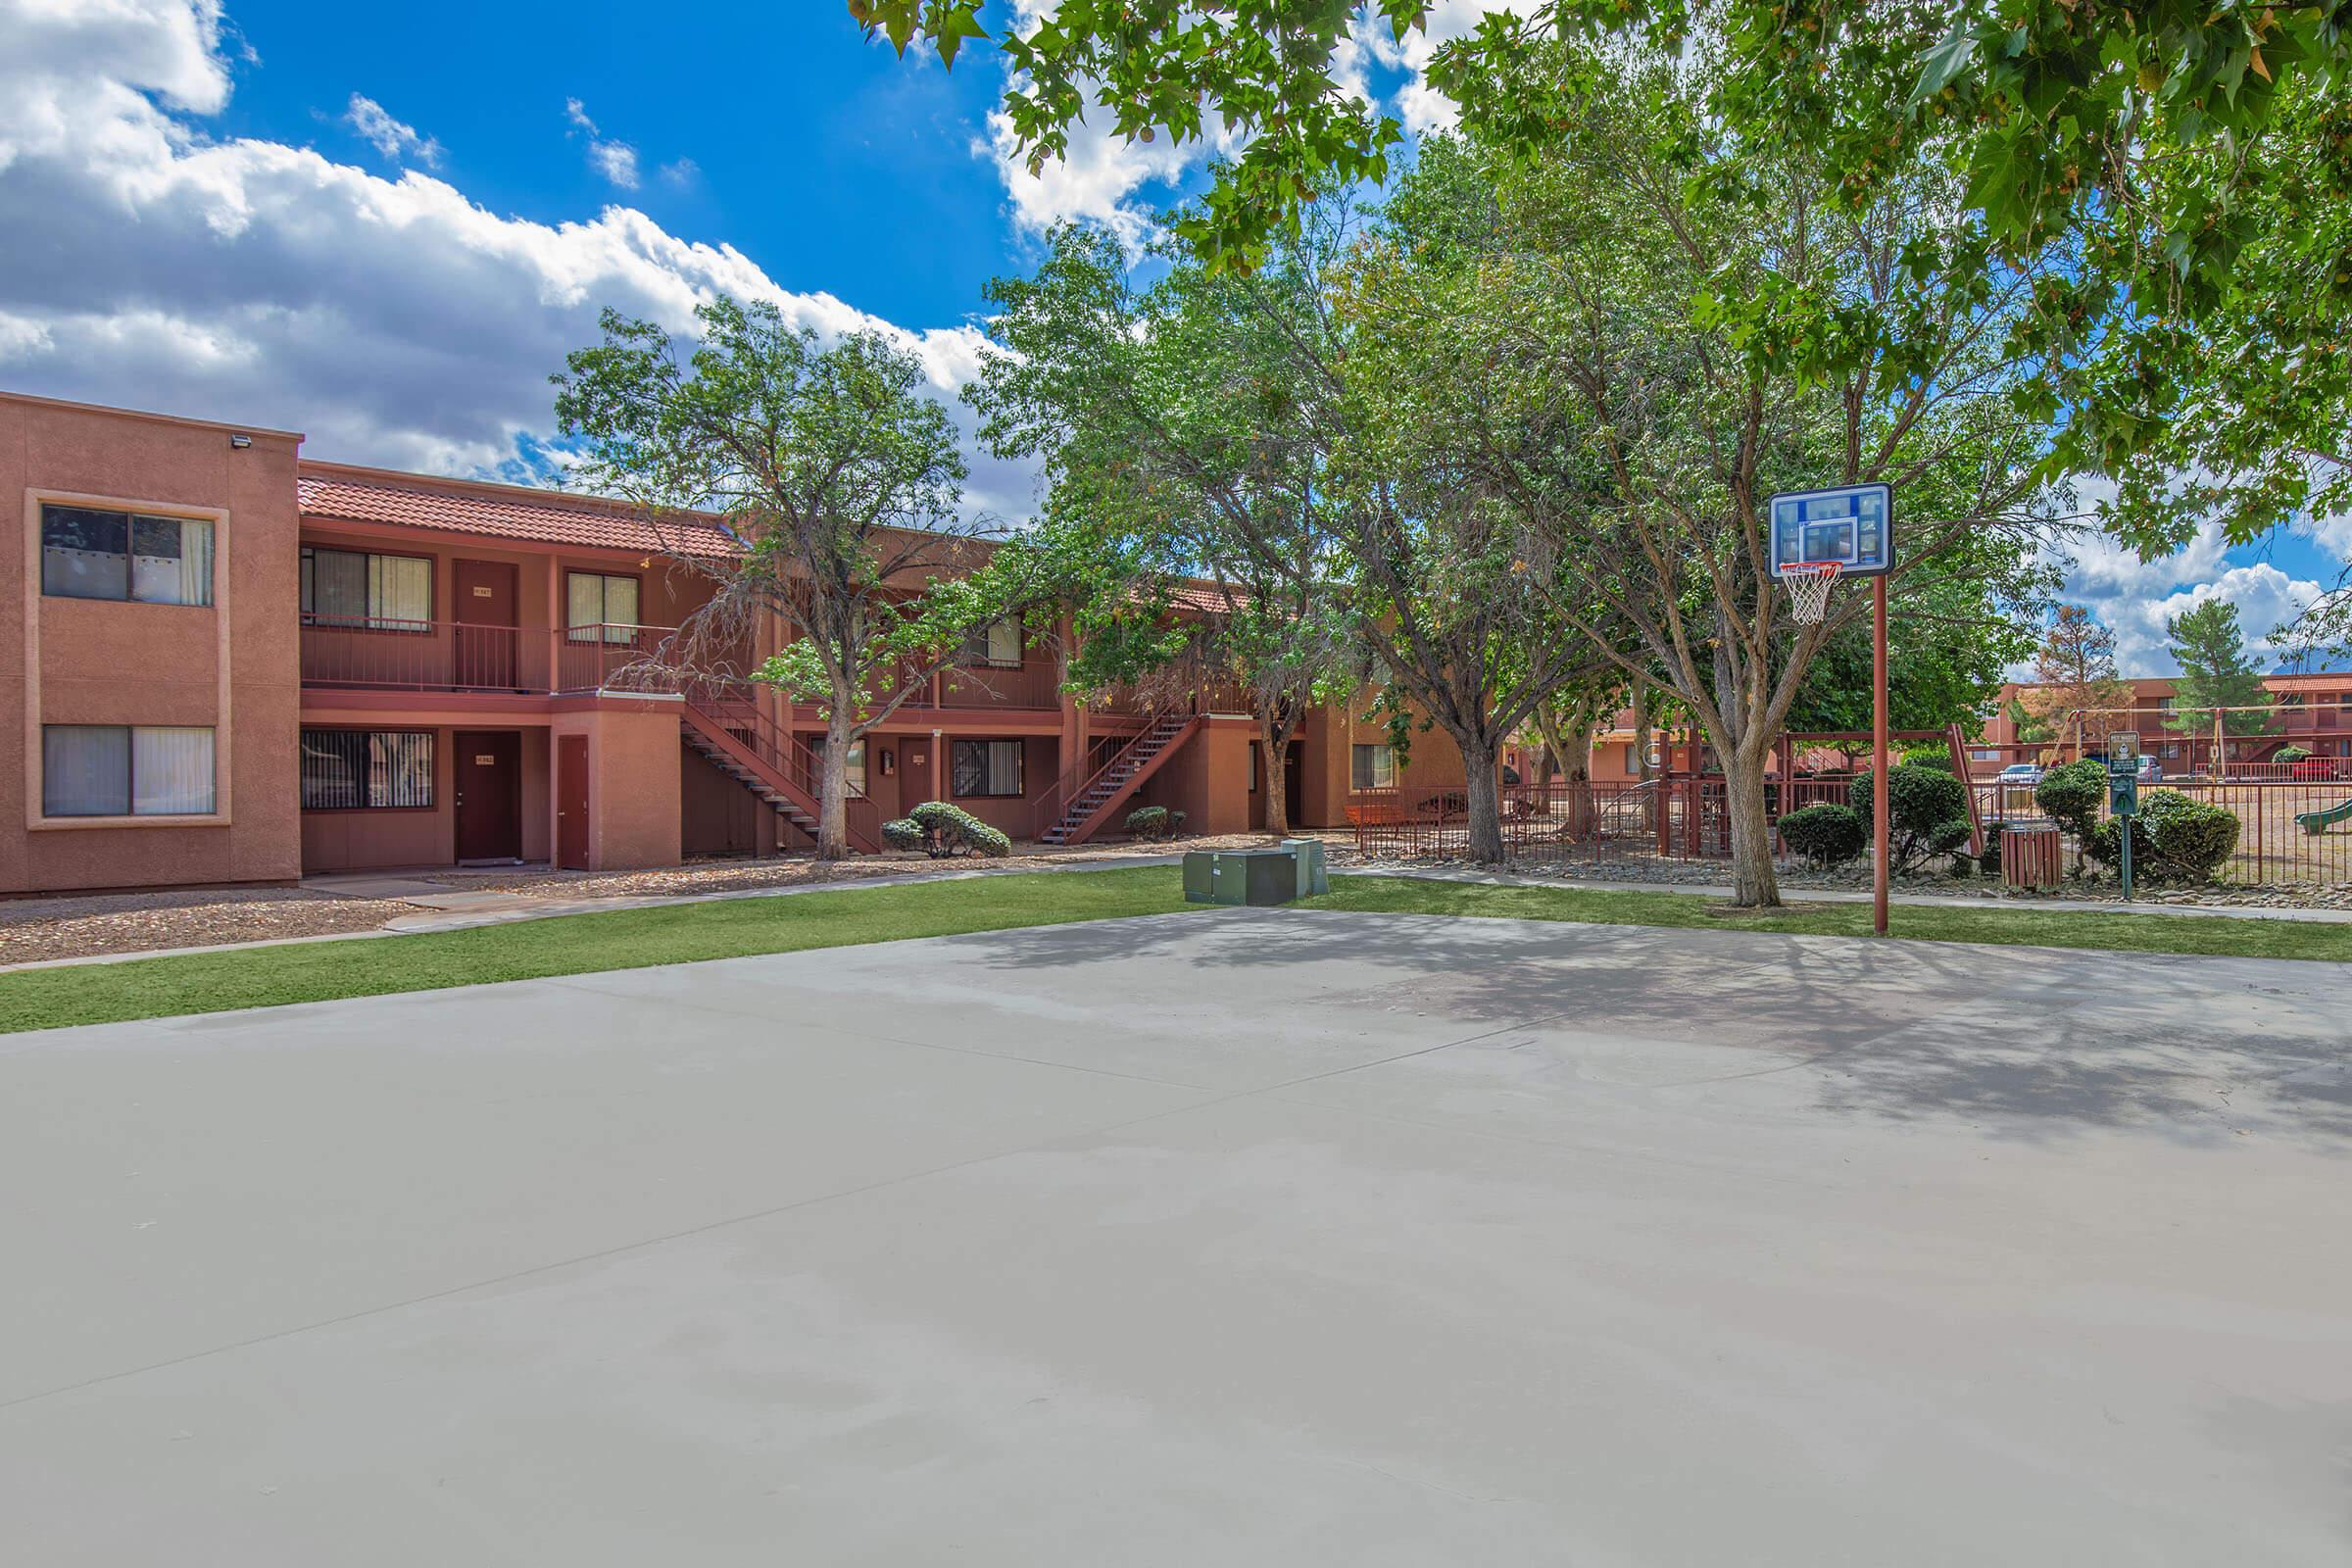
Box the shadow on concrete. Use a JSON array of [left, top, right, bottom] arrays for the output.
[[945, 907, 2352, 1148]]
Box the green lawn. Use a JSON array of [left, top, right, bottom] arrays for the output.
[[1304, 876, 2352, 962], [0, 868, 1196, 1035], [5, 867, 2344, 1036]]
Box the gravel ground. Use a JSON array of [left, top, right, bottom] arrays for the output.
[[0, 888, 417, 966]]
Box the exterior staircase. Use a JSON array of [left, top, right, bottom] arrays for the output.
[[1038, 713, 1199, 846], [680, 697, 879, 854]]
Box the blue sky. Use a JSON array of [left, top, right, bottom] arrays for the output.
[[0, 0, 2340, 674]]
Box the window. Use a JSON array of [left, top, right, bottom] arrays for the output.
[[301, 546, 430, 629], [806, 737, 868, 798], [41, 504, 214, 605], [41, 725, 216, 817], [959, 616, 1022, 668], [1970, 749, 1999, 762], [566, 572, 640, 643], [953, 739, 1024, 797], [1350, 743, 1396, 791], [300, 730, 434, 809]]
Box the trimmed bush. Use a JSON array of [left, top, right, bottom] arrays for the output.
[[2082, 789, 2241, 884], [1777, 804, 1867, 867], [2278, 745, 2312, 763], [1848, 763, 1973, 873], [1978, 833, 2002, 877], [2147, 793, 2240, 882], [1124, 805, 1187, 841], [888, 800, 1012, 858], [2034, 759, 2107, 866]]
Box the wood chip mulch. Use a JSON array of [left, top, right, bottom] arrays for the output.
[[2, 888, 416, 967]]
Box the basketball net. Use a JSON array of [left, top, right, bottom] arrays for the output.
[[1783, 562, 1841, 625]]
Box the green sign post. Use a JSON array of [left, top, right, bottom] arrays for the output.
[[2107, 732, 2141, 901]]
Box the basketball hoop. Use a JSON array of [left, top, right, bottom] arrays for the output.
[[1782, 562, 1841, 625]]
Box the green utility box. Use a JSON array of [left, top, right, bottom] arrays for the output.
[[1281, 838, 1330, 897], [1184, 848, 1299, 906]]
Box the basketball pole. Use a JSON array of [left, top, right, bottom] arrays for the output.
[[1872, 574, 1889, 936]]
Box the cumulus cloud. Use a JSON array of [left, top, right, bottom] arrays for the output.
[[2046, 508, 2324, 675], [658, 157, 700, 189], [343, 93, 441, 167], [0, 0, 1039, 520], [564, 97, 640, 190]]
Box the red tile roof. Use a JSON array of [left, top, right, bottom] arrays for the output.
[[296, 467, 739, 558]]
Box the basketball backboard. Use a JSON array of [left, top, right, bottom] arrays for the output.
[[1769, 484, 1892, 578]]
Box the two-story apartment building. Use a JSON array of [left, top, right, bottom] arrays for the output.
[[6, 390, 1457, 896]]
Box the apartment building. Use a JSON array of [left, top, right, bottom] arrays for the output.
[[5, 390, 1453, 896]]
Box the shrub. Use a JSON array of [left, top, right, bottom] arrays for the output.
[[1124, 805, 1187, 841], [1848, 763, 1973, 872], [1978, 833, 2002, 877], [890, 800, 1012, 858], [2149, 795, 2240, 882], [2279, 745, 2312, 763], [1896, 744, 1954, 771], [1777, 804, 1867, 867], [2034, 759, 2108, 865], [2081, 790, 2240, 883], [1948, 850, 1977, 878]]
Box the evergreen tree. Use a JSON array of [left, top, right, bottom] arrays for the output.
[[2164, 600, 2272, 738]]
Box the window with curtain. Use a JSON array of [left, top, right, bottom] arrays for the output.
[[952, 739, 1024, 797], [566, 572, 640, 643], [299, 730, 434, 809], [300, 546, 430, 630], [1350, 743, 1396, 792], [41, 504, 214, 605], [959, 616, 1022, 667], [41, 725, 216, 817]]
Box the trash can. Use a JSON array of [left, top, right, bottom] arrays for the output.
[[1281, 837, 1329, 897], [2000, 821, 2065, 890], [1183, 848, 1299, 906]]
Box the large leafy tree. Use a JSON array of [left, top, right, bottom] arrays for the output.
[[858, 0, 2352, 613], [2164, 598, 2273, 737], [1784, 566, 2044, 737], [967, 223, 1358, 833], [555, 298, 1052, 859], [1343, 64, 2054, 905]]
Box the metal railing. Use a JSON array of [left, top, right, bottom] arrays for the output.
[[299, 616, 551, 692]]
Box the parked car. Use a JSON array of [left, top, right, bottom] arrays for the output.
[[1994, 762, 2043, 786], [2289, 755, 2345, 781], [2135, 755, 2164, 782]]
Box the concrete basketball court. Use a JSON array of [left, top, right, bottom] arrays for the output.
[[4, 907, 2348, 1565]]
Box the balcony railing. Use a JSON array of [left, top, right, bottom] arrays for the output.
[[940, 659, 1062, 710], [299, 619, 681, 695]]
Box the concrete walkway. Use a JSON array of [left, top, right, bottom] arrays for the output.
[[5, 909, 2347, 1563]]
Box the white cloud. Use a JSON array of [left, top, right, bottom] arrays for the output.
[[658, 157, 700, 189], [982, 100, 1221, 250], [0, 0, 1039, 520], [1363, 0, 1488, 135], [343, 93, 440, 167], [564, 96, 639, 190]]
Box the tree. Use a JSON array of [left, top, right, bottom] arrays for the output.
[[1341, 62, 2053, 905], [555, 298, 1052, 858], [1783, 565, 2044, 737], [965, 223, 1359, 835], [2164, 599, 2273, 738], [2019, 606, 2134, 760], [859, 0, 2352, 629]]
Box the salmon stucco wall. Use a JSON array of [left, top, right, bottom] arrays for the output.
[[4, 393, 303, 895], [553, 701, 683, 870]]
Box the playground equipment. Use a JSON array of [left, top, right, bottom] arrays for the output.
[[2294, 796, 2352, 836]]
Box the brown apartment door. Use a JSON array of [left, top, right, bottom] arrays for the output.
[[455, 730, 522, 861], [557, 735, 591, 869], [1285, 741, 1304, 828], [453, 560, 518, 689], [902, 738, 933, 808]]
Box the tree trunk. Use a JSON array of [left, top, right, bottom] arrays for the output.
[[1723, 748, 1781, 907], [1260, 717, 1290, 837], [1457, 733, 1506, 864], [816, 699, 854, 861]]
